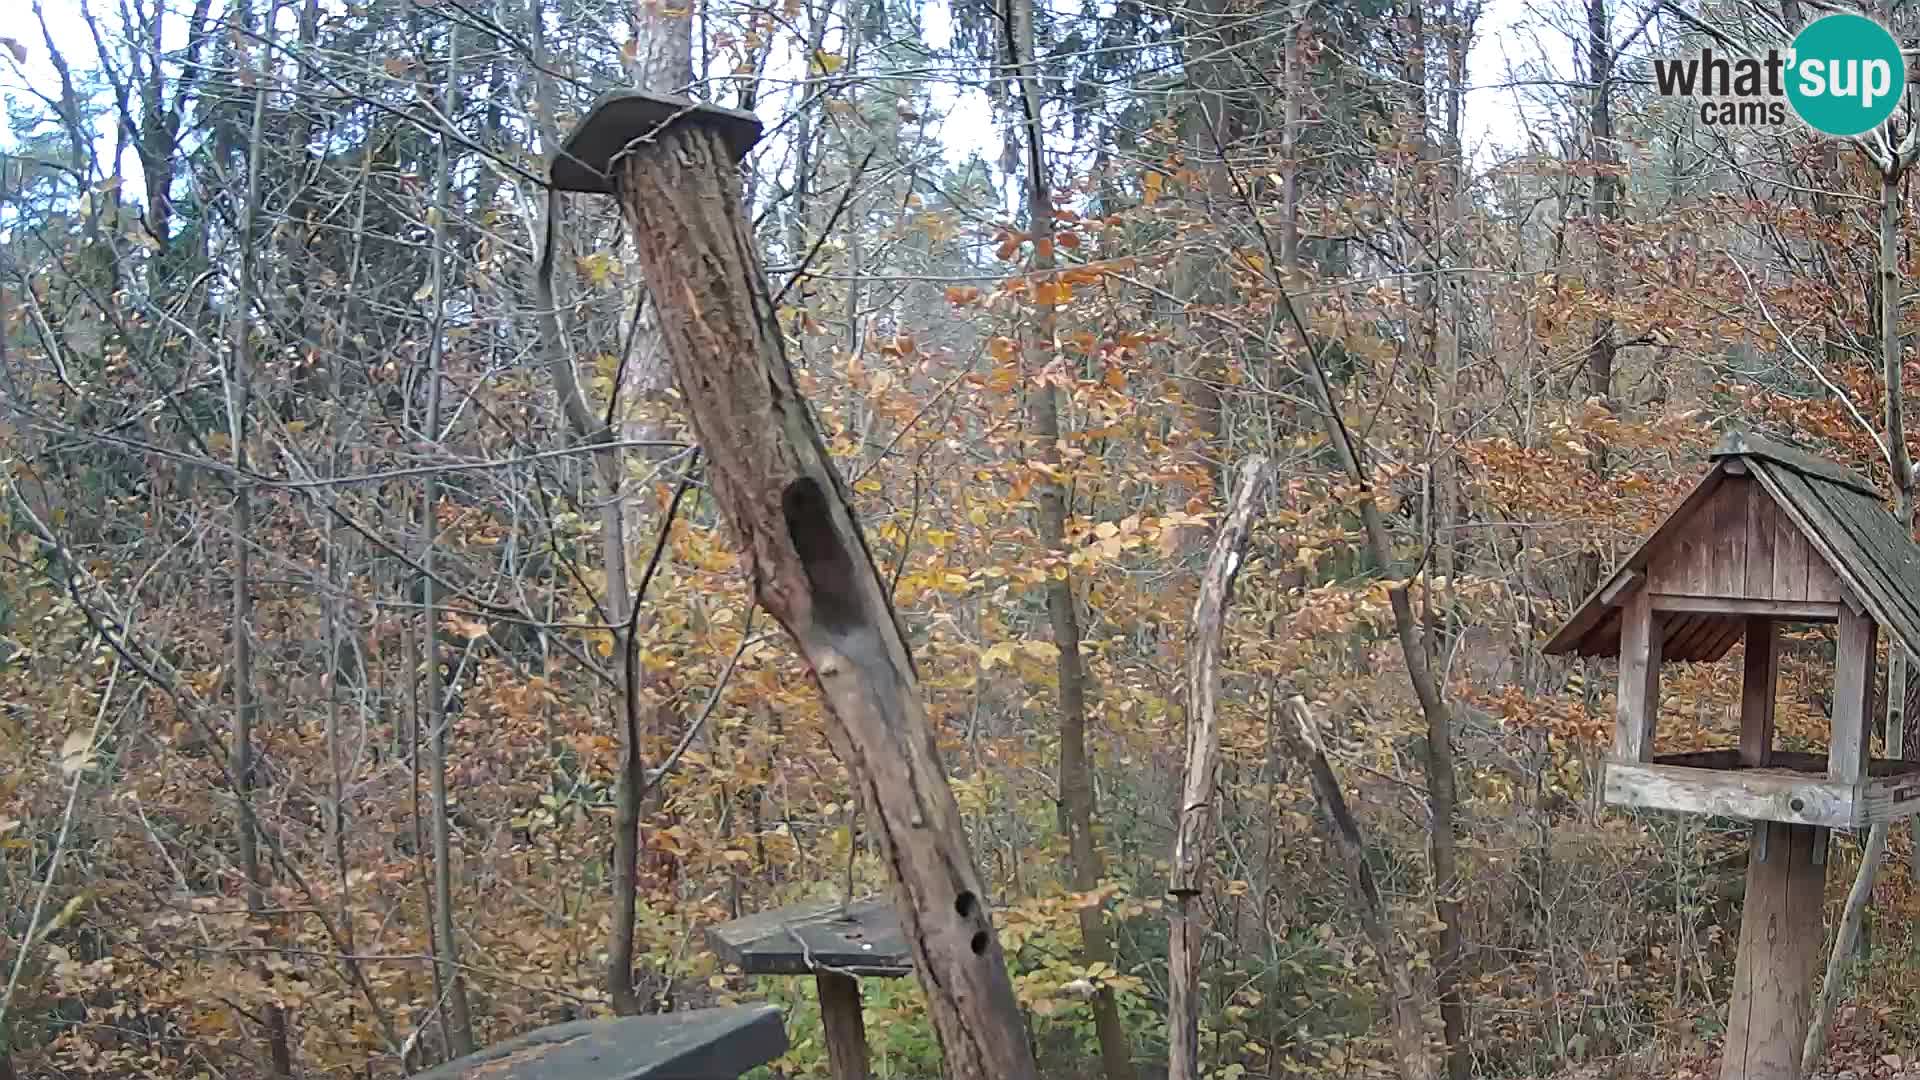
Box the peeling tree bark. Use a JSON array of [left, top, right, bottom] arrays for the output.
[[1168, 456, 1272, 1080], [609, 121, 1040, 1080]]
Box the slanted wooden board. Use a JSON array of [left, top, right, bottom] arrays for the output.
[[708, 899, 913, 978], [1605, 749, 1920, 827], [412, 1006, 787, 1080]]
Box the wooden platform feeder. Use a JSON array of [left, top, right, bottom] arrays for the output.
[[1545, 431, 1920, 1079], [708, 899, 913, 1080], [412, 1004, 787, 1079]]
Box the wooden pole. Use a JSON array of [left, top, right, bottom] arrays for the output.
[[1720, 821, 1827, 1080], [1168, 456, 1272, 1080], [604, 111, 1040, 1080], [817, 972, 871, 1080], [1614, 586, 1661, 762]]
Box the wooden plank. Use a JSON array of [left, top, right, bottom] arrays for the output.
[[1812, 482, 1920, 653], [1718, 821, 1827, 1080], [1650, 595, 1841, 620], [1859, 771, 1920, 824], [1544, 465, 1729, 656], [1573, 606, 1623, 658], [1615, 588, 1662, 763], [1742, 618, 1779, 768], [1794, 476, 1920, 635], [1831, 606, 1877, 786], [1752, 467, 1916, 656], [1679, 616, 1731, 661], [1712, 430, 1878, 495], [1658, 613, 1701, 660], [1604, 761, 1858, 827], [1770, 499, 1810, 603], [413, 1006, 789, 1080], [707, 900, 913, 977], [818, 972, 872, 1080], [1746, 479, 1777, 598], [1599, 569, 1645, 607], [1651, 749, 1743, 769], [1711, 477, 1751, 596], [1650, 749, 1919, 776], [1699, 618, 1750, 663]]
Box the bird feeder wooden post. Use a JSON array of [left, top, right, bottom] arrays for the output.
[[708, 899, 914, 1080], [1546, 432, 1920, 1080], [549, 91, 1040, 1080]]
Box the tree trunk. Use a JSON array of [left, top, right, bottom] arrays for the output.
[[1275, 697, 1439, 1080], [423, 22, 475, 1057], [1168, 457, 1273, 1080], [1575, 0, 1618, 609], [1004, 0, 1135, 1075], [609, 116, 1040, 1080], [1274, 168, 1449, 1080], [1400, 3, 1469, 1074], [1805, 155, 1917, 1073], [229, 26, 292, 1075]]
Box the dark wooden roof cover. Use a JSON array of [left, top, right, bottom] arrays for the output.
[[1544, 431, 1920, 662], [412, 1005, 786, 1079], [551, 90, 763, 194], [707, 898, 912, 977]]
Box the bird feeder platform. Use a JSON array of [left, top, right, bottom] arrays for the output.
[[411, 1004, 787, 1079], [708, 899, 912, 1080], [1606, 749, 1920, 829], [708, 898, 913, 977], [550, 90, 762, 194]]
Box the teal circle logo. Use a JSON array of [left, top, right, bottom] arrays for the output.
[[1786, 13, 1905, 136]]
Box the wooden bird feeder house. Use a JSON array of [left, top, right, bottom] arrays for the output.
[[1545, 430, 1920, 1079]]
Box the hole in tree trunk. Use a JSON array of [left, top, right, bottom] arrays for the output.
[[956, 891, 976, 918], [783, 477, 862, 634], [970, 930, 989, 955]]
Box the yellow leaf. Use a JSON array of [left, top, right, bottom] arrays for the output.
[[1143, 170, 1163, 206], [812, 51, 845, 74], [1019, 640, 1059, 662], [59, 729, 92, 776]]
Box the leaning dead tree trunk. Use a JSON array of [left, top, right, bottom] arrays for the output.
[[1275, 695, 1438, 1080], [555, 95, 1040, 1080], [1168, 457, 1272, 1080]]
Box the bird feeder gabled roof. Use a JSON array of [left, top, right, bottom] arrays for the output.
[[1543, 431, 1920, 663]]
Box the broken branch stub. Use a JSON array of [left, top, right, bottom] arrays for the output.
[[601, 110, 1039, 1080]]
